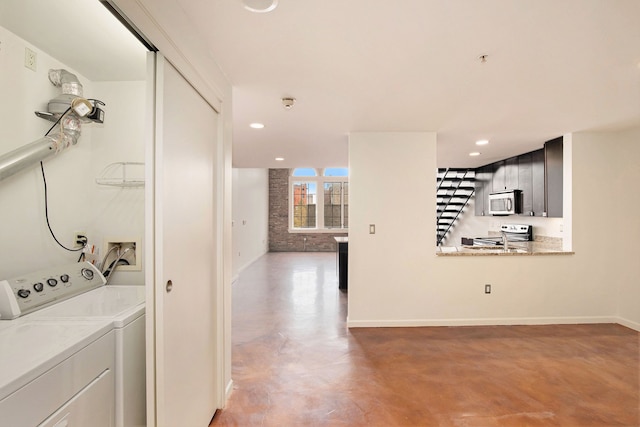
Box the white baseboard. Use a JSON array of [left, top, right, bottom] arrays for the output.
[[615, 316, 640, 332], [347, 316, 619, 328], [233, 251, 268, 283], [224, 379, 234, 401]]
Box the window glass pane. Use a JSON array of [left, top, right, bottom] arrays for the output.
[[343, 182, 348, 228], [292, 182, 316, 228], [323, 167, 348, 177], [292, 168, 317, 177], [324, 182, 343, 228]]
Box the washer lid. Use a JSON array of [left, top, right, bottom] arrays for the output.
[[25, 286, 145, 320]]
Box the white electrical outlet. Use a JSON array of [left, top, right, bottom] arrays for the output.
[[24, 47, 37, 71]]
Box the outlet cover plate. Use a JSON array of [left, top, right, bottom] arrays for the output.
[[24, 47, 37, 71]]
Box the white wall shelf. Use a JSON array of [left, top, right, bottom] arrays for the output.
[[96, 162, 145, 188]]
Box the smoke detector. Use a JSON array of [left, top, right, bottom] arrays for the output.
[[282, 97, 296, 110]]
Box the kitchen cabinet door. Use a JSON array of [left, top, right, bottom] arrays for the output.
[[518, 152, 533, 215], [505, 157, 519, 190], [545, 137, 563, 217], [531, 148, 545, 216], [474, 165, 493, 216], [492, 161, 506, 192], [492, 157, 518, 192]]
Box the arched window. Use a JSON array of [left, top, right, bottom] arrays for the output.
[[291, 168, 318, 177], [289, 167, 349, 231], [323, 167, 348, 177]]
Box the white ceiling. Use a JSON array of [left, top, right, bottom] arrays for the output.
[[178, 0, 640, 168], [0, 0, 147, 81], [2, 1, 638, 169]]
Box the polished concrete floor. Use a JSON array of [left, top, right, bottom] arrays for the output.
[[211, 252, 639, 426]]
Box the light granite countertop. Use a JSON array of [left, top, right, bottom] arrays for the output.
[[436, 238, 574, 256]]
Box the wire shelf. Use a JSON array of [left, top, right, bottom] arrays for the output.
[[95, 162, 145, 188]]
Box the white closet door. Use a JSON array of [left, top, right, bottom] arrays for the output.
[[151, 53, 219, 427]]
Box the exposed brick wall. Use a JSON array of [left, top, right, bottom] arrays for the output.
[[269, 168, 347, 252]]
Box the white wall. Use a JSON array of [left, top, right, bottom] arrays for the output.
[[232, 168, 269, 280], [0, 25, 145, 284], [571, 128, 640, 329], [89, 81, 146, 285], [348, 130, 638, 330], [0, 25, 93, 277]]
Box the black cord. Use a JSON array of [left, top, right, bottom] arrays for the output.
[[44, 106, 71, 136], [40, 161, 84, 252], [40, 106, 86, 253], [39, 101, 103, 254], [103, 259, 130, 278]]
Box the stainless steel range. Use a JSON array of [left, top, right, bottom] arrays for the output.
[[473, 224, 533, 246]]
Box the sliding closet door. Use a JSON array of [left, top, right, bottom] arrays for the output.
[[151, 53, 219, 427]]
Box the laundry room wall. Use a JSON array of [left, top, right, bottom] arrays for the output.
[[0, 25, 94, 278], [0, 25, 146, 284], [89, 81, 146, 286]]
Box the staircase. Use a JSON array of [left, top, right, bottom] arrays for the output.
[[437, 168, 475, 246]]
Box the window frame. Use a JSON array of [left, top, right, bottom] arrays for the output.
[[288, 168, 349, 233]]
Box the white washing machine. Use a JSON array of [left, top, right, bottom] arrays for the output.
[[0, 262, 145, 427]]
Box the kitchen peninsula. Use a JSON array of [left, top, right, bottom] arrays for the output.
[[437, 238, 573, 256]]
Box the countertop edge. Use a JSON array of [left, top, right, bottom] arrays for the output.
[[436, 249, 575, 256]]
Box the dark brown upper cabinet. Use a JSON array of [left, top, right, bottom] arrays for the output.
[[474, 138, 562, 217], [544, 137, 563, 218]]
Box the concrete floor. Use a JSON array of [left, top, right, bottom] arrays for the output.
[[211, 252, 639, 426]]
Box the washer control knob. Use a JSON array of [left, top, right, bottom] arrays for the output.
[[81, 268, 94, 280], [47, 278, 58, 287], [60, 274, 70, 283], [17, 289, 31, 298], [33, 282, 44, 292]]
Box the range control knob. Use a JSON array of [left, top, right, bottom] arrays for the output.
[[17, 289, 31, 298], [60, 274, 70, 283], [47, 278, 58, 287], [33, 282, 44, 292], [81, 268, 94, 280]]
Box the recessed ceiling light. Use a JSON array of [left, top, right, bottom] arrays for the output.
[[275, 157, 284, 161], [249, 123, 265, 129], [469, 152, 481, 157], [476, 139, 489, 146], [242, 0, 278, 13]]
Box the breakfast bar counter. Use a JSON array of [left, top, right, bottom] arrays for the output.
[[436, 240, 574, 256]]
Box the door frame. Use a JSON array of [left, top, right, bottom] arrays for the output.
[[106, 1, 233, 424]]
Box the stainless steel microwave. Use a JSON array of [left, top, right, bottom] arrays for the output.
[[488, 190, 521, 216]]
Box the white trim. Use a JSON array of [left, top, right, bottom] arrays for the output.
[[224, 379, 234, 402], [289, 174, 349, 231], [108, 0, 226, 110], [347, 316, 619, 328], [615, 317, 640, 332], [287, 228, 348, 234], [236, 251, 268, 275]]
